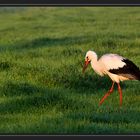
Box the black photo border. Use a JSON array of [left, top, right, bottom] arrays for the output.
[[0, 0, 140, 5]]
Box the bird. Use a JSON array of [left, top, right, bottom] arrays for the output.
[[82, 50, 140, 106]]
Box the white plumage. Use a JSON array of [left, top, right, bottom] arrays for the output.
[[99, 54, 129, 83], [83, 50, 140, 106], [99, 54, 125, 71]]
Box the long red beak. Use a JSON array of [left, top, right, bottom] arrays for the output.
[[82, 60, 90, 73]]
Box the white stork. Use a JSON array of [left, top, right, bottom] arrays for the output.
[[83, 50, 140, 106]]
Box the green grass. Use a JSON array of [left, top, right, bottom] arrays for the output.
[[0, 7, 139, 134]]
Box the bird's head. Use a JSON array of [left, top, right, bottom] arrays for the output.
[[82, 50, 97, 73]]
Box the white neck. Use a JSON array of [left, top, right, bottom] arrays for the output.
[[90, 55, 103, 76]]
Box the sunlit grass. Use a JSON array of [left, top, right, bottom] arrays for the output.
[[0, 7, 139, 134]]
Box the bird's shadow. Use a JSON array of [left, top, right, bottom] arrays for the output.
[[59, 64, 127, 93], [82, 76, 137, 94], [76, 75, 140, 97]]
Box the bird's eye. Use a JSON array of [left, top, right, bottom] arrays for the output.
[[86, 56, 90, 61]]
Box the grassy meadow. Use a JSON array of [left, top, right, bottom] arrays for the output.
[[0, 7, 139, 134]]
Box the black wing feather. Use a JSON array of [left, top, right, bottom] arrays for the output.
[[109, 59, 140, 80]]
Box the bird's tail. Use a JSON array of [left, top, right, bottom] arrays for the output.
[[137, 69, 140, 81], [138, 71, 140, 81], [133, 67, 140, 81]]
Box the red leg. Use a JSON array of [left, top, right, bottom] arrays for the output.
[[117, 83, 122, 106], [99, 82, 115, 106]]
